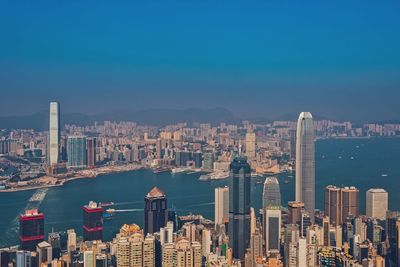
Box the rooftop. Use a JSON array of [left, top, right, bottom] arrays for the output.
[[146, 187, 165, 198]]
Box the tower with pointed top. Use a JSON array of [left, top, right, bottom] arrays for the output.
[[295, 112, 315, 220], [144, 187, 168, 235]]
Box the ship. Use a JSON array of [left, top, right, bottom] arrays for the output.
[[99, 202, 114, 207], [198, 174, 211, 181], [199, 171, 229, 181], [102, 212, 113, 220]]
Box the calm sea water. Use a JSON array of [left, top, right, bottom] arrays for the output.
[[1, 138, 400, 247]]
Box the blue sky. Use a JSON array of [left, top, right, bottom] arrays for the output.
[[0, 1, 399, 121]]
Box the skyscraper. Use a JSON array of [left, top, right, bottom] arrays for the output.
[[49, 102, 60, 166], [86, 137, 97, 168], [295, 112, 315, 219], [366, 188, 388, 220], [144, 187, 168, 235], [19, 209, 45, 251], [228, 157, 251, 260], [245, 132, 256, 159], [67, 136, 87, 168], [324, 185, 359, 226], [341, 186, 359, 220], [215, 186, 229, 227], [263, 177, 281, 208], [82, 201, 103, 241], [264, 207, 281, 255]]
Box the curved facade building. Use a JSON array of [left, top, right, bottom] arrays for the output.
[[263, 177, 281, 208], [295, 112, 315, 219]]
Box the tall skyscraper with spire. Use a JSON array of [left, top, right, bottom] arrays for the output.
[[228, 156, 251, 260], [49, 102, 60, 166], [295, 112, 315, 219]]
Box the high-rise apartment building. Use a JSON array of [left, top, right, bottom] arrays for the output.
[[295, 112, 315, 220], [245, 132, 256, 159], [366, 188, 388, 220], [86, 137, 97, 168], [228, 157, 251, 260], [144, 187, 168, 235], [214, 186, 229, 226]]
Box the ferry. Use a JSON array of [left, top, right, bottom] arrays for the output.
[[106, 208, 115, 213], [99, 202, 114, 207], [381, 174, 388, 177]]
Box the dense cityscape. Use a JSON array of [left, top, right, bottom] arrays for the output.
[[0, 102, 399, 267]]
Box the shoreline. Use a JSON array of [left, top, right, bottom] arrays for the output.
[[0, 164, 145, 193]]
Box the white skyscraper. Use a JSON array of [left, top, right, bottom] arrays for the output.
[[215, 186, 229, 226], [296, 112, 315, 219], [49, 102, 60, 166], [366, 188, 388, 220]]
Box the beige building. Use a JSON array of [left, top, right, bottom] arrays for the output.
[[366, 188, 388, 220], [245, 132, 256, 159]]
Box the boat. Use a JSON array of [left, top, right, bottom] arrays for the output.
[[100, 202, 114, 207], [106, 208, 115, 213], [102, 213, 113, 220], [171, 168, 187, 174], [210, 171, 230, 180], [381, 174, 388, 177], [198, 174, 211, 181]]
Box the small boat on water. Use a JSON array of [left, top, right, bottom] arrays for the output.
[[381, 174, 388, 177], [100, 202, 114, 207]]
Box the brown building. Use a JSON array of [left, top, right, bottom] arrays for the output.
[[288, 201, 304, 225], [324, 185, 359, 226]]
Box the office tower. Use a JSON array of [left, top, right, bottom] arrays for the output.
[[288, 201, 304, 225], [300, 211, 312, 237], [201, 228, 211, 257], [341, 186, 359, 220], [284, 224, 299, 267], [366, 188, 388, 220], [48, 232, 61, 259], [322, 217, 330, 246], [265, 207, 281, 254], [36, 241, 52, 266], [67, 136, 87, 168], [67, 229, 77, 252], [386, 211, 400, 265], [193, 152, 202, 168], [82, 201, 103, 241], [324, 185, 341, 226], [250, 207, 256, 236], [86, 137, 97, 168], [16, 251, 31, 267], [228, 157, 251, 260], [49, 102, 60, 166], [144, 187, 168, 235], [295, 112, 315, 219], [324, 185, 359, 226], [245, 132, 256, 159], [289, 129, 296, 160], [203, 152, 214, 170], [263, 177, 281, 208], [96, 254, 107, 267], [156, 138, 162, 159], [19, 209, 45, 251], [214, 186, 229, 226]]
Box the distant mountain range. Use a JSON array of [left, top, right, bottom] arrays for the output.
[[0, 108, 242, 131]]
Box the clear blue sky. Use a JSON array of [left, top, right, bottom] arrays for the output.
[[1, 1, 399, 122]]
